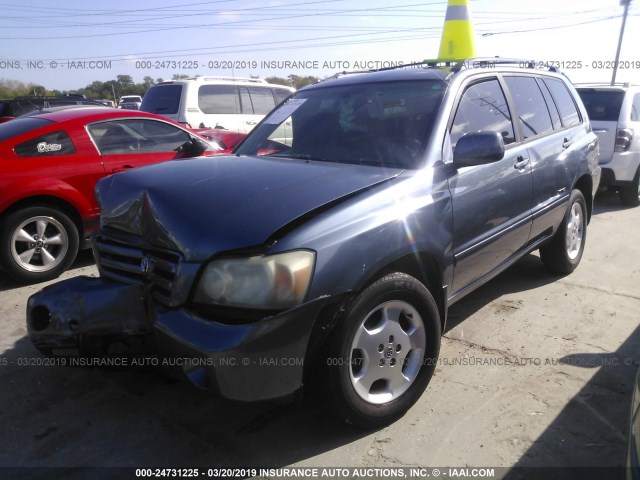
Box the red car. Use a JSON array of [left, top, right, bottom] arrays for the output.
[[0, 106, 220, 283], [190, 127, 247, 153]]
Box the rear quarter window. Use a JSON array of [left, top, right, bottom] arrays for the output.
[[14, 130, 76, 157], [544, 79, 581, 127]]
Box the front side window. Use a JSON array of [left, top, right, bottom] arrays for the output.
[[545, 79, 581, 127], [236, 80, 447, 169], [198, 85, 240, 114], [504, 76, 554, 140], [14, 130, 76, 157], [88, 119, 190, 155], [451, 79, 515, 147]]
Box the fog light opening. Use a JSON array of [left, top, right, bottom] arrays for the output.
[[31, 306, 52, 332]]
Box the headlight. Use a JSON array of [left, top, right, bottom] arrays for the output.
[[193, 250, 315, 309]]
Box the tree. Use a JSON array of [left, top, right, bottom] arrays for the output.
[[287, 75, 319, 89]]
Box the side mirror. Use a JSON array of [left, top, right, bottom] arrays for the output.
[[453, 131, 505, 167], [176, 137, 209, 157]]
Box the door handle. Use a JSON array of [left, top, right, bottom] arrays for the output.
[[562, 138, 572, 149], [514, 156, 529, 170], [246, 120, 258, 125]]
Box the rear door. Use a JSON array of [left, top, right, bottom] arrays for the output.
[[87, 118, 192, 174], [239, 86, 278, 132], [447, 77, 533, 297], [504, 75, 573, 239]]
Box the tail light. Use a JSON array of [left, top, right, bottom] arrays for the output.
[[615, 128, 633, 152]]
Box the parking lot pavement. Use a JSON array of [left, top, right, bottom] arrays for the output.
[[0, 190, 638, 477]]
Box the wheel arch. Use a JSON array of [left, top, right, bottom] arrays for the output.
[[574, 174, 593, 222], [304, 251, 447, 367], [0, 195, 84, 239]]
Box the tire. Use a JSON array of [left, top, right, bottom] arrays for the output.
[[540, 189, 587, 274], [0, 206, 79, 283], [620, 168, 640, 207], [325, 273, 441, 428]]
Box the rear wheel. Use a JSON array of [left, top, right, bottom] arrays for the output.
[[620, 168, 640, 207], [540, 189, 587, 274], [325, 273, 441, 427], [0, 206, 79, 283]]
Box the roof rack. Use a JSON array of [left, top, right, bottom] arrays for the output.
[[161, 76, 267, 84], [574, 82, 637, 87], [320, 57, 566, 84]]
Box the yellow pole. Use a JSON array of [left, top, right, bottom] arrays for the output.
[[437, 0, 477, 61]]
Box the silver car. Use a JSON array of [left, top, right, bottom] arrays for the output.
[[577, 83, 640, 206]]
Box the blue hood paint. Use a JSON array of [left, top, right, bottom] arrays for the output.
[[96, 155, 402, 260]]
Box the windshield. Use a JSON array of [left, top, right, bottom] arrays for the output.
[[236, 80, 446, 169]]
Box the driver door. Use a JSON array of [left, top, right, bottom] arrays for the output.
[[87, 118, 193, 174]]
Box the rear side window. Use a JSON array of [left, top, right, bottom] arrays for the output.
[[274, 87, 293, 104], [198, 85, 240, 114], [451, 79, 515, 147], [504, 76, 553, 140], [243, 87, 277, 115], [536, 79, 562, 129], [577, 89, 625, 122], [140, 85, 183, 115], [545, 79, 581, 127], [14, 130, 76, 157], [631, 93, 640, 121]]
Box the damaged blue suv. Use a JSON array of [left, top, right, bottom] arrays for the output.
[[27, 59, 600, 427]]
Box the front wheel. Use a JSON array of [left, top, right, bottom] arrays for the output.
[[0, 206, 79, 283], [325, 273, 441, 427], [540, 189, 587, 274]]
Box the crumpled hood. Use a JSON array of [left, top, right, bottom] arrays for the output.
[[96, 155, 401, 261]]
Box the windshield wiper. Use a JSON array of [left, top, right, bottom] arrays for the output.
[[267, 153, 330, 162]]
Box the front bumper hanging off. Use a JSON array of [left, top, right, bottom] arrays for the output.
[[26, 276, 335, 401]]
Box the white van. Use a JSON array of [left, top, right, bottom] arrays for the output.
[[140, 77, 295, 133]]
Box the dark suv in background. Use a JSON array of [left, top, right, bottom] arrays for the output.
[[27, 59, 601, 427], [0, 95, 105, 124]]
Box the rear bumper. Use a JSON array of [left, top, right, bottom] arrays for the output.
[[600, 151, 640, 185], [26, 276, 339, 401]]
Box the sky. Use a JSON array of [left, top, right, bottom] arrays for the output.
[[1, 0, 639, 93]]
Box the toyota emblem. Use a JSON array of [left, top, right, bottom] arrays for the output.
[[140, 256, 152, 276]]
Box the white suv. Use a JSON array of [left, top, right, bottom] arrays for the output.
[[577, 83, 640, 206], [140, 77, 295, 133]]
